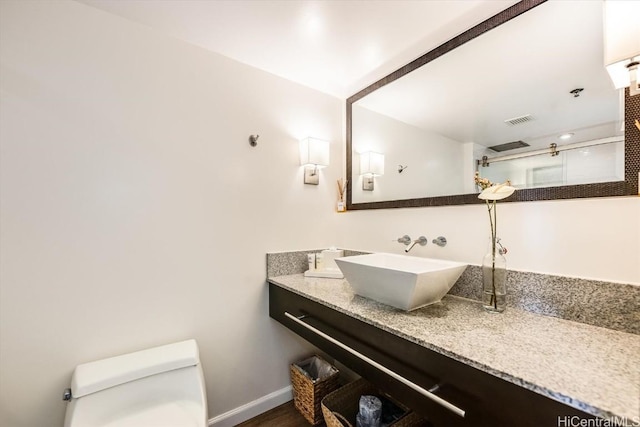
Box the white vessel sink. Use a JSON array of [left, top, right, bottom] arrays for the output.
[[335, 253, 467, 311]]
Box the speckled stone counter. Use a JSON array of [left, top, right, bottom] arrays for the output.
[[266, 250, 640, 334], [269, 274, 640, 422]]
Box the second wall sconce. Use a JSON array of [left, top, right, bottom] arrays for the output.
[[603, 0, 640, 96], [359, 151, 384, 191], [300, 137, 330, 185]]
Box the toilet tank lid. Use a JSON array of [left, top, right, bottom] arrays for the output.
[[71, 339, 200, 398]]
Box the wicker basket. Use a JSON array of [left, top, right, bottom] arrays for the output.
[[321, 379, 430, 427], [290, 355, 341, 425]]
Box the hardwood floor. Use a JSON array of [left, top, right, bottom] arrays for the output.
[[235, 401, 326, 427]]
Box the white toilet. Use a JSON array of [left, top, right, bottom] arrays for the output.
[[64, 339, 208, 427]]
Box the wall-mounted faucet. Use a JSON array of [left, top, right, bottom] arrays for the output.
[[405, 236, 428, 252], [398, 235, 447, 251]]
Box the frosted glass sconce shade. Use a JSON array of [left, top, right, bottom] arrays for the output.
[[359, 151, 384, 191], [359, 151, 385, 176], [300, 137, 330, 167], [603, 0, 640, 95], [300, 137, 330, 185]]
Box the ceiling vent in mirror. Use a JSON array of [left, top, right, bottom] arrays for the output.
[[504, 114, 533, 126], [488, 140, 530, 152]]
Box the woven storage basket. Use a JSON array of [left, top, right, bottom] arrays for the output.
[[321, 378, 430, 427], [290, 355, 341, 425]]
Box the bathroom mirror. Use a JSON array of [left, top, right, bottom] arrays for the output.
[[346, 0, 640, 210]]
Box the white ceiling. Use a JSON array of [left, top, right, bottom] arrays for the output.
[[77, 0, 518, 98]]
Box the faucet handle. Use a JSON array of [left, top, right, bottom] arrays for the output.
[[397, 235, 412, 245], [432, 236, 447, 247], [415, 236, 428, 246]]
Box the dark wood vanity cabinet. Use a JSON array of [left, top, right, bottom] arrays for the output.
[[269, 284, 596, 427]]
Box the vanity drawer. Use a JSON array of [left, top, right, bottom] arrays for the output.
[[269, 284, 596, 427]]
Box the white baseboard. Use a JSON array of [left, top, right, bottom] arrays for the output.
[[208, 385, 293, 427]]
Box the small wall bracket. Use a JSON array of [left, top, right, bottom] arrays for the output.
[[362, 175, 375, 191], [304, 165, 319, 185]]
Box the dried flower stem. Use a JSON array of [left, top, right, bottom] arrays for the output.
[[336, 179, 347, 201]]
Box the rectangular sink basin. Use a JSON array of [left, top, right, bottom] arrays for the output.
[[335, 253, 467, 311]]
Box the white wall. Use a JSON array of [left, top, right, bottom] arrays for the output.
[[0, 1, 343, 426], [352, 105, 465, 202], [337, 196, 640, 285]]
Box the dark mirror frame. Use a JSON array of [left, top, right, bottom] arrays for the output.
[[346, 0, 639, 210]]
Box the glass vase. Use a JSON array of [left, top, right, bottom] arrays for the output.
[[482, 238, 507, 313]]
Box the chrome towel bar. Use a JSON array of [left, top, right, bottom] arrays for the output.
[[284, 311, 466, 418]]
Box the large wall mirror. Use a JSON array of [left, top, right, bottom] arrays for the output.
[[346, 0, 639, 210]]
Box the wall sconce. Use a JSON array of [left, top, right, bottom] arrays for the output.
[[359, 151, 384, 191], [299, 137, 329, 185], [604, 0, 640, 96]]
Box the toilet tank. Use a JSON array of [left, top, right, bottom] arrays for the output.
[[64, 339, 208, 427]]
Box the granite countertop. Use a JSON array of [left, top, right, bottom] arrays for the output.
[[269, 274, 640, 421]]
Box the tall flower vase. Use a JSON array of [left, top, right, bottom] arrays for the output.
[[482, 238, 507, 313], [474, 173, 516, 313]]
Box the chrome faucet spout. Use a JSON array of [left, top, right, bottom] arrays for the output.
[[404, 241, 417, 252], [405, 236, 428, 252]]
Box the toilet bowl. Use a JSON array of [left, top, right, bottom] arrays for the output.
[[64, 339, 208, 427]]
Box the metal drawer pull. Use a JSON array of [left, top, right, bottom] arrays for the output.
[[284, 312, 465, 418]]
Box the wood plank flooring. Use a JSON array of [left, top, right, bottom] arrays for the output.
[[235, 401, 326, 427]]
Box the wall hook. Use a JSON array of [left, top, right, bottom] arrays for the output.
[[398, 165, 408, 173], [249, 134, 259, 147], [570, 88, 584, 98]]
